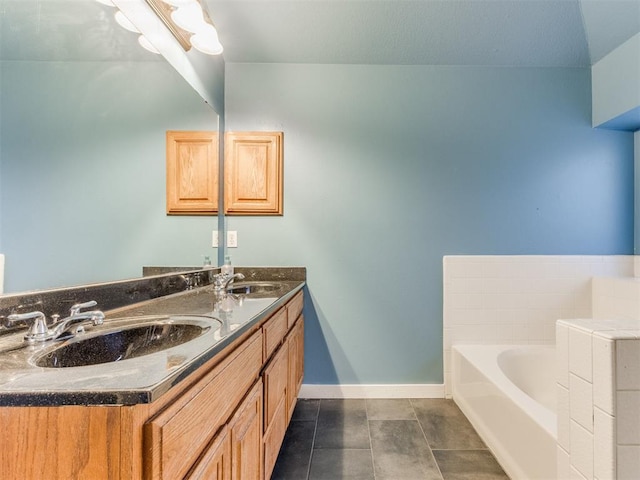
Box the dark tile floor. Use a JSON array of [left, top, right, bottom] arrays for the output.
[[272, 398, 509, 480]]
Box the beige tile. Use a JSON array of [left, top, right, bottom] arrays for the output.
[[616, 339, 640, 390], [557, 323, 570, 388], [593, 335, 615, 415], [570, 374, 594, 432], [557, 384, 571, 451], [616, 391, 640, 445], [593, 407, 616, 480], [570, 466, 588, 479], [557, 446, 571, 480], [570, 327, 593, 382], [570, 420, 594, 479], [617, 446, 640, 480]]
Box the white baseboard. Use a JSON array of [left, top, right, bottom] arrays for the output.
[[298, 384, 445, 399]]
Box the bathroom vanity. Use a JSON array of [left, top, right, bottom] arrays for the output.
[[0, 268, 305, 480]]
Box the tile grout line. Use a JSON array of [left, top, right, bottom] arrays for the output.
[[365, 399, 378, 480], [409, 398, 445, 480], [305, 400, 321, 480]]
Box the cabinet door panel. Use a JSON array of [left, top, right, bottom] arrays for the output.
[[224, 132, 283, 215], [186, 426, 231, 480], [263, 394, 287, 480], [230, 381, 263, 480], [287, 316, 304, 420], [166, 130, 218, 215], [0, 405, 121, 480], [145, 332, 262, 479], [263, 343, 288, 433]]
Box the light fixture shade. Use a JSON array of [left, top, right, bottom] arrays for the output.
[[138, 35, 161, 54], [170, 2, 204, 33], [114, 11, 140, 33], [190, 24, 223, 55], [160, 0, 196, 7], [95, 0, 116, 6]]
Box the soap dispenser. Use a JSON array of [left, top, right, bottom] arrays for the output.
[[221, 255, 233, 276]]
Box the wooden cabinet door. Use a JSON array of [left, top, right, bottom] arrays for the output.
[[145, 333, 262, 480], [287, 316, 304, 421], [186, 426, 231, 480], [224, 132, 283, 215], [262, 343, 289, 479], [230, 380, 263, 480], [166, 130, 218, 215]]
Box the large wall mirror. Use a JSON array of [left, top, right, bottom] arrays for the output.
[[0, 0, 223, 294]]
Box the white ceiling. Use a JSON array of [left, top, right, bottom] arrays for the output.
[[0, 0, 638, 66], [207, 0, 640, 66]]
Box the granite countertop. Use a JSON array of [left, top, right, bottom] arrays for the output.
[[0, 270, 304, 407]]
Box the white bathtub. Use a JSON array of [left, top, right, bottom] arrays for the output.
[[451, 344, 557, 480]]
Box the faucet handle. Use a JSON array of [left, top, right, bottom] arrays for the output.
[[69, 300, 98, 316], [7, 311, 50, 342]]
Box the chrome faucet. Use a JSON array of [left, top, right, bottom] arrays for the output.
[[7, 301, 105, 343], [213, 272, 245, 293], [51, 301, 105, 338]]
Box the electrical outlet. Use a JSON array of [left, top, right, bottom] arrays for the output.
[[227, 230, 238, 248], [212, 231, 219, 248]]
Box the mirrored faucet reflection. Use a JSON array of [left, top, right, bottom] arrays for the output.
[[213, 272, 245, 294]]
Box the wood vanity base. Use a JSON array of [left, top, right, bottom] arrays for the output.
[[0, 290, 304, 480]]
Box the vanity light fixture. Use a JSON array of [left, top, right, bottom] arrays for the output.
[[97, 0, 223, 56], [98, 0, 161, 54], [145, 0, 224, 55], [114, 10, 141, 33]]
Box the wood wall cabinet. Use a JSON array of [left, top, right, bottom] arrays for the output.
[[0, 290, 304, 480], [224, 132, 283, 215], [166, 130, 219, 215]]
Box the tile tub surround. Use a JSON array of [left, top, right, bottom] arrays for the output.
[[593, 276, 640, 322], [0, 267, 305, 406], [272, 398, 508, 480], [443, 255, 634, 397], [556, 319, 640, 480]]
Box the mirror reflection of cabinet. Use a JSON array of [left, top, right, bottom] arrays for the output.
[[224, 132, 284, 216], [166, 131, 219, 215]]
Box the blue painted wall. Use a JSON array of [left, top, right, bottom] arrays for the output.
[[224, 64, 634, 385], [0, 60, 219, 292]]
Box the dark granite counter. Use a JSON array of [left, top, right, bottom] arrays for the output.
[[0, 267, 305, 407]]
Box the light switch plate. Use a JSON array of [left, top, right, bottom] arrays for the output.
[[227, 231, 238, 248], [212, 231, 219, 248]]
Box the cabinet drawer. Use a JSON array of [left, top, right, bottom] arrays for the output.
[[145, 332, 262, 480], [263, 307, 287, 362], [287, 290, 303, 329]]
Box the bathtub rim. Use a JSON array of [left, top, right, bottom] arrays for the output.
[[451, 343, 558, 480], [451, 343, 557, 440]]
